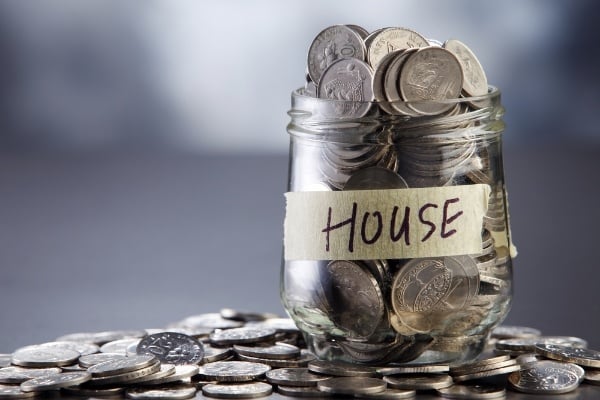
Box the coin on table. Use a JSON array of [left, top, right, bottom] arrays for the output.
[[276, 385, 330, 398], [378, 364, 449, 375], [437, 383, 506, 399], [203, 345, 233, 364], [496, 336, 587, 353], [535, 343, 600, 368], [491, 325, 541, 339], [317, 376, 387, 396], [317, 58, 375, 118], [508, 361, 580, 394], [265, 367, 330, 387], [367, 27, 429, 68], [175, 313, 243, 330], [62, 385, 125, 397], [233, 343, 300, 360], [307, 24, 367, 84], [125, 384, 197, 400], [137, 332, 204, 365], [20, 340, 99, 356], [210, 327, 277, 346], [399, 47, 463, 115], [202, 382, 273, 399], [11, 347, 80, 368], [308, 359, 378, 377], [443, 39, 488, 97], [87, 361, 161, 386], [78, 352, 126, 368], [141, 364, 198, 385], [197, 361, 270, 383], [356, 388, 417, 399], [584, 369, 600, 385], [20, 371, 91, 392], [87, 354, 157, 377], [0, 384, 36, 399], [56, 330, 146, 345], [100, 338, 141, 355], [127, 363, 176, 384], [384, 374, 453, 390], [452, 361, 520, 383], [236, 350, 316, 368], [0, 366, 62, 384], [449, 355, 511, 376]]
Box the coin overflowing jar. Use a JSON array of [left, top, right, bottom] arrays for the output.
[[282, 25, 516, 365]]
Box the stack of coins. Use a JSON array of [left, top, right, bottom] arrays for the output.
[[0, 314, 599, 398]]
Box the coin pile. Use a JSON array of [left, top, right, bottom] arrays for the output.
[[304, 25, 488, 117], [1, 315, 599, 399]]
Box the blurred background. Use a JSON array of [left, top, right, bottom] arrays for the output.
[[1, 0, 599, 352]]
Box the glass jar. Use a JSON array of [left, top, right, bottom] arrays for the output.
[[281, 86, 515, 365]]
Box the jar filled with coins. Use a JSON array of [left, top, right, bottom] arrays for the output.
[[281, 25, 516, 365]]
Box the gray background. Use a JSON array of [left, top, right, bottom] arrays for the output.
[[1, 0, 599, 362]]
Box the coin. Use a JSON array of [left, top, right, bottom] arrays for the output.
[[88, 354, 157, 377], [0, 366, 62, 384], [584, 369, 600, 385], [78, 352, 126, 368], [535, 343, 600, 368], [244, 318, 299, 334], [443, 39, 488, 97], [308, 359, 378, 378], [125, 384, 197, 400], [210, 327, 277, 346], [175, 313, 243, 330], [203, 345, 234, 363], [495, 336, 587, 353], [378, 364, 449, 375], [197, 361, 271, 383], [100, 338, 141, 355], [87, 361, 161, 386], [0, 356, 10, 368], [20, 371, 91, 392], [451, 360, 520, 383], [265, 367, 330, 387], [56, 330, 146, 345], [508, 362, 580, 394], [491, 325, 541, 340], [317, 376, 387, 395], [307, 25, 366, 84], [62, 385, 125, 397], [344, 166, 408, 190], [0, 384, 36, 399], [367, 27, 429, 68], [437, 383, 506, 399], [384, 373, 453, 390], [236, 350, 316, 368], [141, 364, 199, 385], [19, 340, 99, 356], [356, 388, 417, 399], [202, 382, 273, 399], [128, 363, 176, 384], [137, 332, 204, 365], [449, 355, 511, 375], [233, 343, 300, 360], [317, 58, 374, 118], [11, 347, 80, 368], [276, 385, 331, 398], [399, 47, 463, 115]]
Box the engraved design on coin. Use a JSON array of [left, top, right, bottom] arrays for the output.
[[509, 364, 579, 394], [443, 39, 488, 97], [136, 332, 204, 365], [367, 27, 429, 68]]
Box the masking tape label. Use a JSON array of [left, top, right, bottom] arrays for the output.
[[284, 184, 491, 260]]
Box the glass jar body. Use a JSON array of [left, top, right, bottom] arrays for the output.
[[281, 88, 514, 365]]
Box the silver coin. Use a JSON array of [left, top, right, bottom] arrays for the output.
[[384, 373, 453, 390], [346, 24, 369, 40], [378, 364, 449, 375], [141, 364, 199, 385], [127, 363, 176, 384], [307, 359, 378, 377], [197, 361, 270, 383], [87, 354, 157, 377], [452, 362, 521, 383], [307, 25, 366, 84], [508, 362, 580, 394], [399, 47, 463, 115], [317, 376, 386, 396], [202, 382, 272, 399], [137, 332, 204, 365], [18, 340, 99, 356], [325, 260, 385, 339], [443, 39, 488, 97], [449, 355, 510, 375], [0, 366, 62, 384], [62, 385, 125, 397], [383, 49, 420, 116], [317, 58, 374, 118], [236, 350, 316, 368], [535, 343, 600, 368], [390, 256, 479, 334], [437, 383, 506, 399], [234, 343, 300, 360], [276, 385, 330, 398], [584, 368, 600, 385], [11, 347, 80, 368], [20, 371, 91, 392], [219, 309, 279, 322], [0, 384, 36, 399], [126, 384, 197, 400], [210, 327, 277, 346], [78, 352, 126, 368], [100, 338, 140, 355], [356, 388, 417, 399], [367, 27, 429, 68], [495, 336, 588, 353], [0, 356, 10, 369], [88, 361, 161, 386], [265, 367, 330, 387], [175, 313, 243, 330], [56, 330, 145, 345], [338, 336, 432, 365], [203, 345, 233, 364]]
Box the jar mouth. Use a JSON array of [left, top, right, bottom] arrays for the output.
[[289, 86, 501, 121]]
